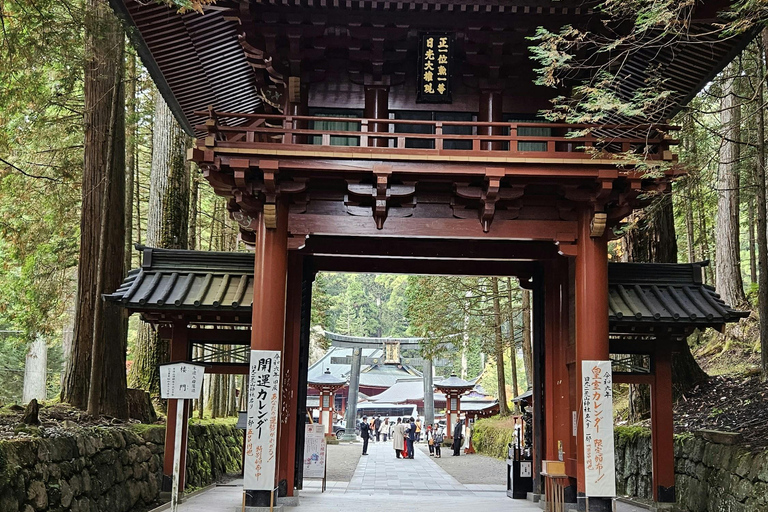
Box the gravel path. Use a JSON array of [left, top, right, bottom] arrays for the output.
[[325, 442, 364, 481], [416, 444, 506, 485]]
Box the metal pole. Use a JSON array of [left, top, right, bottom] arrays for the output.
[[171, 398, 185, 512], [342, 348, 362, 441], [423, 359, 434, 426]]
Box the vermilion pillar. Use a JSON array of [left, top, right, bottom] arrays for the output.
[[246, 201, 289, 508], [162, 321, 190, 493], [479, 90, 503, 150], [651, 342, 675, 503], [364, 86, 389, 147], [277, 253, 303, 498], [575, 207, 610, 512]]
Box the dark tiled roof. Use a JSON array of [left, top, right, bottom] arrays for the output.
[[107, 248, 747, 332], [608, 262, 748, 332], [104, 246, 254, 312]]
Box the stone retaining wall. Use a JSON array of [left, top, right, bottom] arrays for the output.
[[473, 421, 768, 511], [0, 422, 243, 512], [614, 426, 768, 512]]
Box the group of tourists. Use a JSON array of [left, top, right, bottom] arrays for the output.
[[359, 415, 465, 459]]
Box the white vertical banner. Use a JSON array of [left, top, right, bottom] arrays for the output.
[[581, 360, 616, 497], [244, 350, 282, 491]]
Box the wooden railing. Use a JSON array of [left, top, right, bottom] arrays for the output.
[[196, 111, 677, 161]]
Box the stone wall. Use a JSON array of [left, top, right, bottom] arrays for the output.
[[0, 422, 243, 512], [614, 426, 768, 512]]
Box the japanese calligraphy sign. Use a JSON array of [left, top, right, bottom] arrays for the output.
[[417, 33, 453, 103], [303, 424, 327, 479], [244, 350, 282, 491], [581, 360, 616, 497], [159, 362, 206, 399]]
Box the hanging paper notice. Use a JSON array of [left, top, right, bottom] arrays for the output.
[[243, 350, 282, 491], [581, 360, 616, 497], [303, 423, 327, 479], [159, 362, 206, 400]]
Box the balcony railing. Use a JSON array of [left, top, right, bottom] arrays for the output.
[[196, 111, 677, 162]]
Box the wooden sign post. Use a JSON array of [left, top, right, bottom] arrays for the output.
[[303, 423, 327, 492], [243, 350, 282, 507], [159, 362, 206, 512], [581, 360, 616, 497]]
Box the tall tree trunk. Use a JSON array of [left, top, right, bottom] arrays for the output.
[[757, 29, 768, 381], [715, 66, 746, 307], [62, 0, 127, 418], [23, 335, 48, 404], [125, 50, 137, 271], [521, 287, 533, 390], [189, 173, 199, 250], [749, 194, 757, 285], [503, 280, 520, 404], [491, 278, 509, 415], [625, 194, 677, 263], [128, 97, 190, 397], [696, 180, 715, 284]]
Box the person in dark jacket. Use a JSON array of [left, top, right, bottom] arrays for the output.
[[407, 417, 417, 459], [452, 419, 464, 456], [360, 416, 370, 455], [374, 415, 382, 442]]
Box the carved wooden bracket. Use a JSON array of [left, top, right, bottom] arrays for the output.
[[454, 170, 523, 232], [345, 166, 415, 229]]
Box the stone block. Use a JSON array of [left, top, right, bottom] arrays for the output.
[[60, 479, 74, 508], [732, 476, 753, 501], [26, 480, 47, 510], [695, 429, 743, 446]]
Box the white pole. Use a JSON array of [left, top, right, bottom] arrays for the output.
[[171, 398, 185, 512]]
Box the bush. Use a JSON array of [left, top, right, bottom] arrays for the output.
[[472, 416, 518, 459]]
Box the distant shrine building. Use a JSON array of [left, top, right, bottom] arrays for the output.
[[108, 0, 752, 510]]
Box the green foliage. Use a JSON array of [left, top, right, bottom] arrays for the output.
[[471, 416, 519, 459], [311, 273, 409, 338], [614, 425, 651, 443]]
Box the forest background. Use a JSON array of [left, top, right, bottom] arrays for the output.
[[1, 0, 767, 419]]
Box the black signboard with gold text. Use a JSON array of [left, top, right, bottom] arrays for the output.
[[417, 33, 453, 103]]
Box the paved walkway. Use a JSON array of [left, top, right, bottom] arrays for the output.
[[168, 441, 539, 511]]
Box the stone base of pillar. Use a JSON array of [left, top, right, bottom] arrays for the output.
[[586, 496, 611, 511], [339, 433, 358, 442], [277, 494, 300, 506], [526, 492, 541, 502]]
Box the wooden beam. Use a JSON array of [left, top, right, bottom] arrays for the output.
[[290, 214, 578, 241], [203, 363, 249, 375], [308, 255, 537, 277]]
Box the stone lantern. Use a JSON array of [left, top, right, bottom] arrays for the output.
[[307, 368, 346, 435], [434, 373, 475, 437]]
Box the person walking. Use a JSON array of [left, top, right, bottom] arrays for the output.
[[392, 417, 405, 458], [360, 416, 371, 455], [426, 425, 435, 456], [452, 418, 464, 456], [415, 418, 422, 442], [407, 417, 417, 459], [433, 424, 443, 458], [381, 417, 389, 442], [374, 415, 382, 442]]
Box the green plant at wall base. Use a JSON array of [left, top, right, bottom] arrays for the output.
[[614, 426, 651, 444]]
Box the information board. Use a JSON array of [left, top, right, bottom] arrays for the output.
[[159, 362, 206, 399], [243, 350, 282, 491], [303, 423, 327, 479], [581, 360, 616, 497]]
